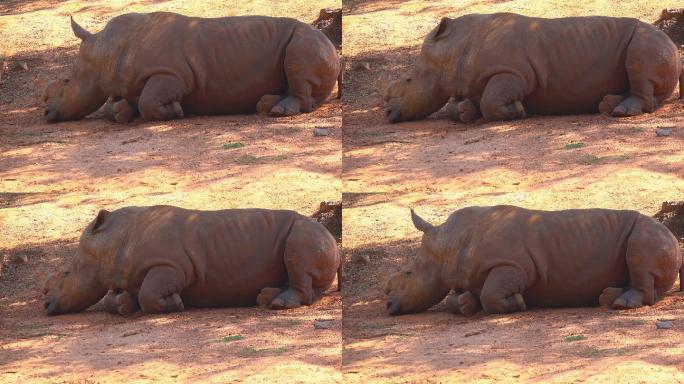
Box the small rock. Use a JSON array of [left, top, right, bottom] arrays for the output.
[[314, 127, 331, 137], [656, 128, 672, 137], [352, 253, 370, 264], [9, 60, 28, 72], [314, 319, 332, 329], [352, 61, 371, 71], [656, 320, 673, 329], [10, 254, 28, 264]]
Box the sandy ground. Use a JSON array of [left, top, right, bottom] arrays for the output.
[[342, 0, 684, 383], [1, 1, 341, 383]]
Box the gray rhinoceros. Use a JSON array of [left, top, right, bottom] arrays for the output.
[[43, 206, 340, 316], [385, 13, 683, 123], [43, 12, 340, 123], [385, 206, 683, 316]]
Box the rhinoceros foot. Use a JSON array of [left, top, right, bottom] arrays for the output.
[[598, 94, 625, 114], [446, 99, 480, 124], [611, 288, 646, 309], [269, 289, 303, 309], [269, 97, 304, 117], [103, 290, 139, 317], [256, 286, 284, 307], [446, 290, 481, 317], [111, 99, 138, 124], [256, 94, 283, 115], [598, 286, 628, 307]]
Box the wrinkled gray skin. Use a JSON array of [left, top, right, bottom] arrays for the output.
[[43, 206, 340, 316], [385, 206, 683, 316], [385, 13, 683, 123], [43, 12, 340, 123]]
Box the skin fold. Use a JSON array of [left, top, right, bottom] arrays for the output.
[[385, 206, 683, 316], [385, 13, 683, 123], [43, 206, 340, 316], [43, 12, 340, 123]]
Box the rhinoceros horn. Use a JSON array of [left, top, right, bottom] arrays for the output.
[[410, 209, 434, 232], [70, 16, 92, 41]]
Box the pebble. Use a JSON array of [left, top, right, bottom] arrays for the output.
[[352, 253, 370, 264], [314, 127, 331, 137], [656, 320, 673, 329], [11, 254, 28, 264], [352, 61, 371, 71], [656, 128, 672, 137], [314, 319, 332, 329]]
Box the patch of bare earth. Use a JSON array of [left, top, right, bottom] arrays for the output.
[[342, 1, 684, 383], [1, 1, 341, 383]]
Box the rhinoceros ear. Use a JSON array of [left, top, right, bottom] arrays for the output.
[[410, 209, 434, 233], [427, 17, 451, 41], [71, 16, 93, 41], [91, 209, 111, 233]]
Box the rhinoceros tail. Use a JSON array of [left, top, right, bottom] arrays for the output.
[[410, 209, 434, 232]]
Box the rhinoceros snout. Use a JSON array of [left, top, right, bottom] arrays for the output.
[[386, 107, 401, 123], [44, 299, 59, 316], [44, 108, 59, 123], [386, 299, 401, 316]]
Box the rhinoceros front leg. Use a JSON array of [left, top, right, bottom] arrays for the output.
[[480, 73, 528, 121], [479, 265, 527, 314], [103, 289, 139, 316], [137, 74, 185, 121], [446, 98, 481, 124], [446, 290, 482, 317], [138, 266, 185, 314]]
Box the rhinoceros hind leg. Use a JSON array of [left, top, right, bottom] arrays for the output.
[[138, 74, 186, 121], [138, 266, 186, 314], [269, 218, 339, 310], [446, 290, 481, 317], [104, 289, 139, 316], [480, 265, 527, 314], [480, 73, 528, 121], [446, 98, 481, 124], [598, 286, 628, 307]]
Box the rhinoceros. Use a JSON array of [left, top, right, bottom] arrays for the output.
[[385, 13, 684, 123], [43, 206, 340, 316], [385, 206, 683, 316], [42, 12, 340, 123]]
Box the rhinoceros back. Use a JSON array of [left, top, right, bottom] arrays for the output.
[[109, 13, 305, 114], [126, 206, 298, 307], [471, 207, 640, 307], [457, 14, 640, 114]]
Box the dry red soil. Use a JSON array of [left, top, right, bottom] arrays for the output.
[[342, 1, 684, 383], [1, 1, 341, 383]]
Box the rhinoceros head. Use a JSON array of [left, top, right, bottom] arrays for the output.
[[42, 17, 107, 123], [384, 210, 450, 315], [43, 209, 121, 315], [384, 18, 454, 123]]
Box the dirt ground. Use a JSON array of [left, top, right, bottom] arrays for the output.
[[0, 1, 341, 383], [342, 1, 684, 383]]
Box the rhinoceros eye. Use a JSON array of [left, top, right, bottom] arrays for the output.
[[405, 270, 412, 276], [63, 79, 70, 84], [63, 271, 70, 276], [405, 78, 411, 83]]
